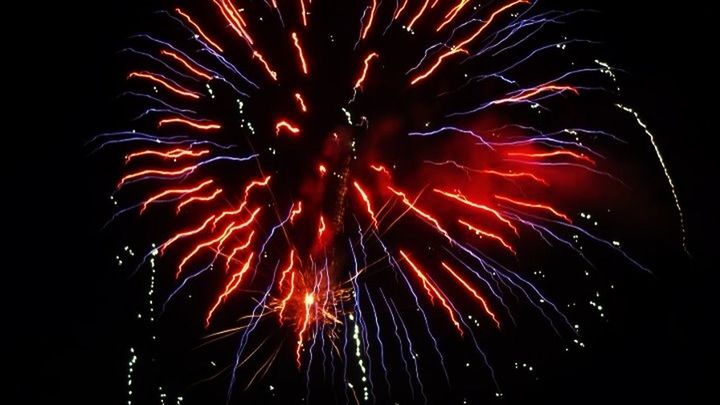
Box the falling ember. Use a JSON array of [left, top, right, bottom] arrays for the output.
[[95, 0, 667, 403]]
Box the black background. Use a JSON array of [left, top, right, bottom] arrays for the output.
[[10, 0, 715, 403]]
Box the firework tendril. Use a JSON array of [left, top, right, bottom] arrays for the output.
[[93, 0, 669, 402]]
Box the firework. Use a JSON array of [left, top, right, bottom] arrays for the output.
[[93, 0, 662, 403]]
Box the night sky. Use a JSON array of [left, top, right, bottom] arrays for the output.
[[9, 1, 715, 404]]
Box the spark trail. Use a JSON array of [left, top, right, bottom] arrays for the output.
[[94, 1, 670, 402]]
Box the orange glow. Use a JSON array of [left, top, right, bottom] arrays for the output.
[[370, 164, 390, 175], [458, 219, 516, 253], [494, 195, 572, 223], [158, 117, 221, 131], [290, 201, 303, 224], [126, 148, 209, 162], [507, 150, 595, 165], [411, 0, 529, 85], [205, 252, 254, 326], [353, 181, 379, 229], [160, 50, 212, 80], [127, 72, 201, 99], [361, 0, 378, 39], [291, 32, 309, 75], [440, 262, 500, 328], [318, 164, 327, 176], [399, 250, 463, 334], [354, 52, 379, 90], [175, 8, 224, 53], [176, 188, 222, 213], [432, 188, 518, 234], [318, 215, 326, 238], [275, 120, 301, 136], [294, 92, 308, 112], [253, 51, 278, 81], [140, 179, 213, 214], [389, 186, 452, 242]]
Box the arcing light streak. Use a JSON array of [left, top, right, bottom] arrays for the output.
[[458, 219, 516, 254], [118, 165, 197, 188], [480, 170, 548, 186], [440, 262, 500, 328], [160, 215, 216, 253], [296, 290, 314, 366], [100, 1, 665, 401], [617, 104, 688, 253], [294, 92, 308, 112], [291, 32, 309, 75], [507, 150, 595, 165], [399, 250, 462, 334], [252, 51, 278, 81], [494, 195, 572, 223], [411, 0, 529, 85], [127, 71, 201, 99], [495, 85, 579, 105], [206, 252, 255, 326], [140, 179, 214, 214], [433, 188, 518, 234], [361, 0, 378, 39], [125, 148, 209, 162], [160, 49, 213, 80], [224, 231, 255, 271], [158, 117, 221, 130], [407, 0, 431, 30], [437, 0, 471, 31], [299, 0, 308, 27], [354, 52, 379, 90], [278, 250, 295, 291], [176, 188, 223, 213], [290, 201, 303, 224], [175, 7, 224, 53], [217, 0, 254, 45], [278, 271, 296, 322], [177, 207, 261, 277], [394, 0, 410, 20], [212, 176, 272, 226], [353, 181, 379, 229], [388, 187, 452, 242]]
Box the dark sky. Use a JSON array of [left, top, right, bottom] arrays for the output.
[[9, 1, 715, 404]]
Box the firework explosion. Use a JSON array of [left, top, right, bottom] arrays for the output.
[[91, 0, 669, 403]]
